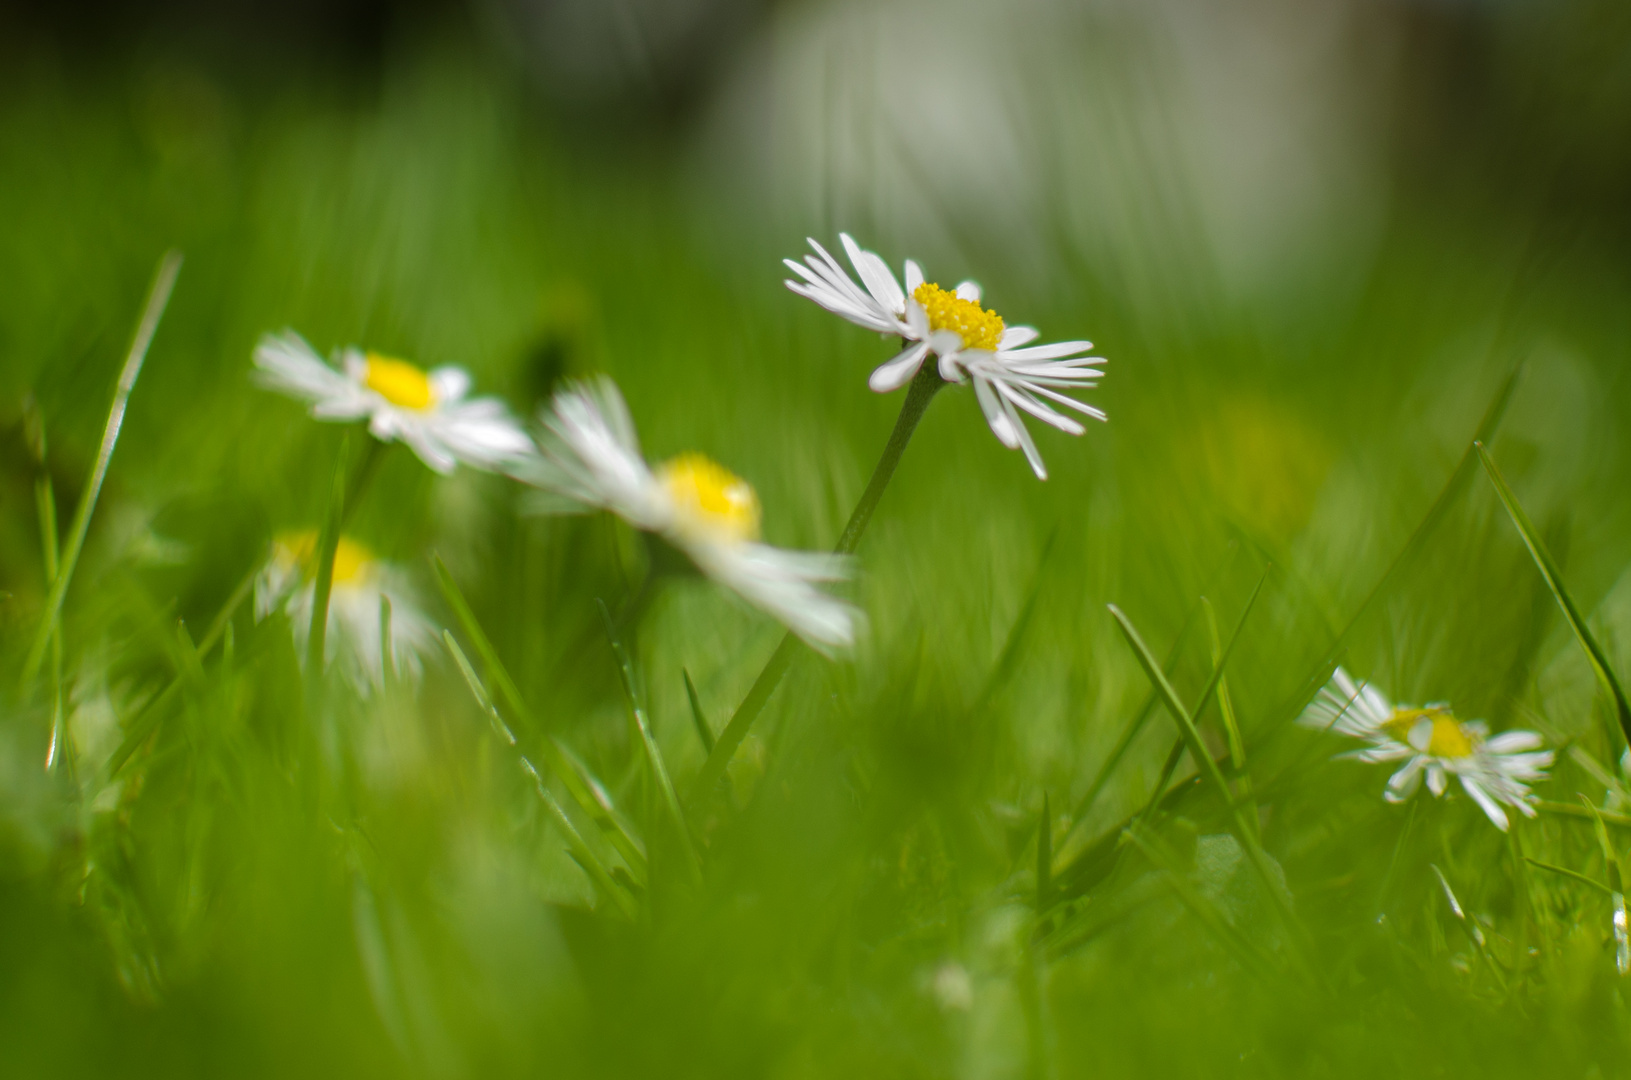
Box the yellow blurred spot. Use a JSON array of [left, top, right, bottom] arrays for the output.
[[1193, 395, 1333, 540], [914, 282, 1005, 352], [658, 453, 761, 542], [275, 530, 376, 586], [364, 353, 436, 410]]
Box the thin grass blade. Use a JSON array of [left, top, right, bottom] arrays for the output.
[[431, 554, 647, 876], [1261, 364, 1522, 739], [22, 250, 182, 691], [307, 434, 352, 675], [683, 669, 715, 754], [1477, 441, 1631, 748], [599, 601, 700, 881]]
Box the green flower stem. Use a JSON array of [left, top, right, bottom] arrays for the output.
[[689, 363, 944, 804], [308, 437, 385, 676]]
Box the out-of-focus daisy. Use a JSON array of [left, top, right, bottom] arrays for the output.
[[255, 531, 436, 691], [1300, 667, 1553, 831], [511, 377, 860, 653], [253, 330, 532, 474], [783, 233, 1106, 479]]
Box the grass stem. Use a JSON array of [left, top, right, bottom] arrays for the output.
[[690, 362, 943, 803]]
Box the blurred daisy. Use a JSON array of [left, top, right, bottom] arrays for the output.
[[784, 233, 1106, 479], [255, 531, 436, 691], [512, 377, 860, 652], [1300, 667, 1552, 831], [253, 330, 532, 474]]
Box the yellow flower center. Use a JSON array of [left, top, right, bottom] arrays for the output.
[[1382, 707, 1474, 758], [363, 352, 436, 410], [658, 453, 761, 543], [913, 282, 1005, 352], [275, 530, 376, 586]]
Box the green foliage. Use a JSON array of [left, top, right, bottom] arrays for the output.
[[3, 36, 1631, 1080]]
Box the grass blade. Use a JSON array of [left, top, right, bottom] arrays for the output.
[[107, 565, 257, 779], [683, 669, 714, 754], [690, 633, 799, 804], [1122, 826, 1283, 984], [307, 434, 352, 675], [1523, 856, 1612, 895], [1261, 364, 1522, 739], [442, 631, 517, 746], [1203, 597, 1256, 843], [523, 760, 639, 920], [432, 554, 647, 878], [599, 601, 700, 881], [21, 250, 182, 692], [441, 630, 636, 916], [1109, 579, 1319, 974], [1477, 441, 1631, 749]]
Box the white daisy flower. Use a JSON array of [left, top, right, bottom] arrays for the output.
[[252, 330, 533, 474], [784, 233, 1107, 479], [254, 531, 437, 692], [512, 377, 860, 653], [1299, 667, 1553, 831]]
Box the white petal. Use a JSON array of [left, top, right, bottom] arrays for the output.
[[954, 280, 981, 302], [904, 259, 924, 295], [841, 233, 905, 315], [1460, 776, 1510, 831], [429, 366, 471, 403], [971, 375, 1015, 447], [998, 341, 1096, 362], [684, 539, 860, 653], [869, 341, 930, 393], [1484, 731, 1545, 754], [998, 325, 1039, 349]]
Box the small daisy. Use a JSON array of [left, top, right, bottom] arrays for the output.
[[1300, 667, 1553, 831], [511, 377, 860, 653], [255, 531, 437, 691], [784, 233, 1107, 479], [253, 330, 533, 474]]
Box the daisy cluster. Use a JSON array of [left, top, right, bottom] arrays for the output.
[[247, 236, 1553, 838], [248, 231, 1114, 689]]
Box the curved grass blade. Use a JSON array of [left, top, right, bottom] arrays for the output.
[[599, 601, 700, 881], [1122, 826, 1283, 985], [21, 250, 183, 692], [1109, 574, 1320, 975], [107, 565, 257, 779], [442, 631, 636, 916], [432, 554, 647, 877], [1477, 441, 1631, 749], [1523, 856, 1612, 895], [1203, 596, 1256, 842], [1260, 364, 1523, 740]]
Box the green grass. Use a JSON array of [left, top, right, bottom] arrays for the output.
[[4, 34, 1631, 1080]]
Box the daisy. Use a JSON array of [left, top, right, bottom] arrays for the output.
[[253, 330, 533, 474], [1299, 667, 1553, 831], [784, 233, 1107, 479], [255, 531, 437, 692], [511, 377, 860, 653]]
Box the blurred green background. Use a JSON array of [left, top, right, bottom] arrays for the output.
[[3, 0, 1631, 1076]]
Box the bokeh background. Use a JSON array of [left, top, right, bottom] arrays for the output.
[[3, 0, 1631, 1076]]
